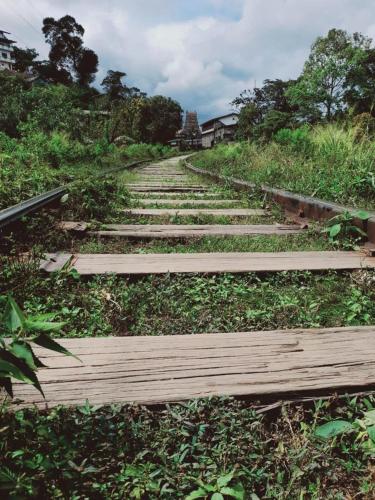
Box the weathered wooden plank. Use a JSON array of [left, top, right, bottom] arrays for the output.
[[40, 251, 375, 275], [10, 326, 375, 408], [129, 187, 209, 193], [125, 208, 266, 216], [130, 192, 221, 198], [89, 224, 303, 239], [137, 199, 241, 206]]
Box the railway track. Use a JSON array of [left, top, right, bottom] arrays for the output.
[[0, 158, 152, 230], [8, 154, 375, 408]]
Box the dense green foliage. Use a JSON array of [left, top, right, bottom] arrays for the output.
[[234, 29, 375, 141], [1, 396, 374, 498], [193, 124, 375, 208]]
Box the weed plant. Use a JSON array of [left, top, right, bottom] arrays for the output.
[[192, 124, 375, 209]]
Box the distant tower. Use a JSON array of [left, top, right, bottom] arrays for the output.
[[0, 30, 16, 71], [174, 111, 202, 149], [182, 111, 200, 136]]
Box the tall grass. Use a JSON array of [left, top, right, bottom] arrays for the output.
[[193, 124, 375, 209], [0, 130, 175, 209]]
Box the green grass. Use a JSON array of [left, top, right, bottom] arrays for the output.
[[1, 396, 374, 498], [192, 124, 375, 209], [1, 259, 374, 338], [70, 231, 330, 255]]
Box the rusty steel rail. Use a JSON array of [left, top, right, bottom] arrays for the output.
[[184, 161, 375, 244], [0, 159, 153, 231]]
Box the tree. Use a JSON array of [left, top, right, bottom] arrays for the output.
[[345, 48, 375, 116], [287, 29, 371, 121], [101, 70, 127, 100], [42, 15, 98, 85], [12, 47, 39, 72], [134, 96, 182, 144], [233, 79, 297, 139], [75, 49, 99, 86], [101, 70, 147, 102]]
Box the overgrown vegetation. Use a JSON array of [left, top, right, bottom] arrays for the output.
[[1, 261, 374, 338], [1, 396, 374, 498], [196, 28, 375, 209], [192, 123, 375, 208]]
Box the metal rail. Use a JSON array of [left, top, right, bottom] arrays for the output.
[[0, 159, 151, 230], [184, 160, 375, 245]]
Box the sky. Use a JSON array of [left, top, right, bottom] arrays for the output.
[[2, 0, 375, 122]]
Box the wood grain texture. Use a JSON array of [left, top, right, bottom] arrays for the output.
[[125, 208, 266, 216], [137, 199, 241, 206], [129, 187, 209, 193], [130, 192, 220, 198], [9, 326, 375, 408], [89, 224, 303, 239], [41, 251, 375, 275]]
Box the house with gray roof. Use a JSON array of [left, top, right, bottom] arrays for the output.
[[201, 113, 239, 149]]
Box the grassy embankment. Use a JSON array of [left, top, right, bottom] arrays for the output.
[[0, 131, 173, 210], [192, 124, 375, 210]]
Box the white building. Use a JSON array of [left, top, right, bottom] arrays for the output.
[[201, 113, 239, 149], [0, 30, 16, 71]]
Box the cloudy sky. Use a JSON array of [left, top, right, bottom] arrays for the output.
[[2, 0, 375, 121]]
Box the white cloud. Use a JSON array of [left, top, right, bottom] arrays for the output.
[[2, 0, 375, 120]]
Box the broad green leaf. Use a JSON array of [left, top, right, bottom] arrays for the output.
[[0, 348, 44, 395], [25, 319, 66, 333], [61, 193, 69, 204], [10, 341, 37, 370], [354, 210, 371, 221], [217, 471, 234, 488], [315, 420, 352, 439], [212, 494, 224, 500], [329, 224, 342, 239], [221, 483, 246, 499], [33, 334, 79, 361], [185, 487, 208, 500], [0, 360, 34, 384], [3, 297, 25, 333]]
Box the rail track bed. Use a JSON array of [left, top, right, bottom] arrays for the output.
[[9, 155, 375, 407]]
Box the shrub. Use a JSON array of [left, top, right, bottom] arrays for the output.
[[64, 175, 131, 220], [274, 125, 312, 154]]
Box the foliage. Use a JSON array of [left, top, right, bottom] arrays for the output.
[[64, 175, 131, 221], [0, 295, 74, 398], [233, 79, 297, 140], [322, 210, 370, 244], [133, 95, 183, 144], [0, 396, 374, 498], [101, 70, 146, 102], [192, 123, 375, 208], [287, 29, 371, 121], [42, 15, 98, 85], [232, 29, 375, 139], [2, 260, 375, 339]]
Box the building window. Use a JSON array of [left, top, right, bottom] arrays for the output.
[[2, 53, 8, 59]]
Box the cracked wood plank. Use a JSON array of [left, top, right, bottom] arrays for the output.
[[40, 251, 375, 275], [9, 326, 375, 408]]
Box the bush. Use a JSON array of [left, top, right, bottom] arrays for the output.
[[64, 175, 131, 220], [274, 125, 312, 154]]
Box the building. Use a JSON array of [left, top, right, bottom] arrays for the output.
[[171, 111, 202, 149], [0, 30, 16, 71], [201, 113, 239, 149]]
